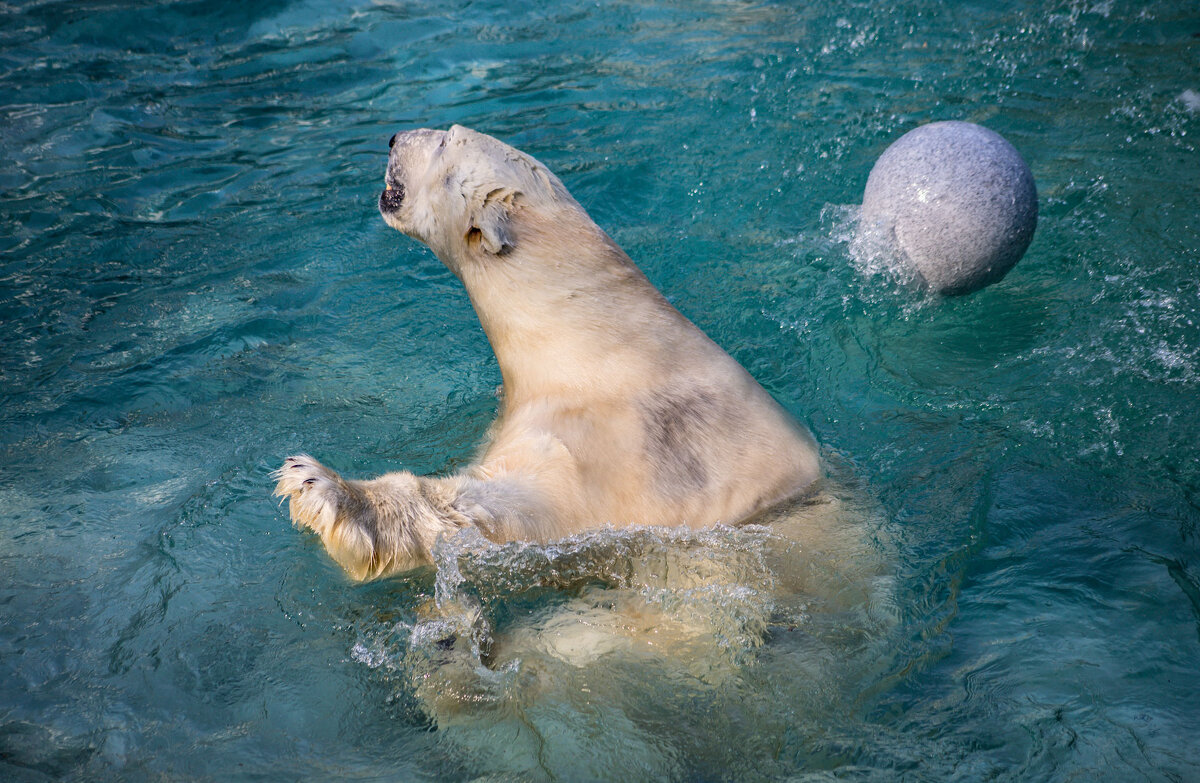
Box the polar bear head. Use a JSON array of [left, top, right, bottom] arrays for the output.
[[378, 125, 576, 270]]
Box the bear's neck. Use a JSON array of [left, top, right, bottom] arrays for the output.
[[451, 209, 728, 405]]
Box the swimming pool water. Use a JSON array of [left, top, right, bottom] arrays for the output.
[[2, 0, 1198, 780]]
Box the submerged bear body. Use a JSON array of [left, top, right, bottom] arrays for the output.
[[274, 126, 819, 580]]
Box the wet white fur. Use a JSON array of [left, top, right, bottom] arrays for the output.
[[274, 125, 819, 580]]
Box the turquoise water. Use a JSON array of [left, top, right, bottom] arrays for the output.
[[3, 0, 1199, 779]]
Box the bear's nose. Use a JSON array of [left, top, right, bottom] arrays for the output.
[[389, 133, 398, 149]]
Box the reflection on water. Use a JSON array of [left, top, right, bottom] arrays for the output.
[[1, 0, 1199, 780]]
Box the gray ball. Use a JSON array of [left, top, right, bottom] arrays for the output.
[[859, 121, 1037, 295]]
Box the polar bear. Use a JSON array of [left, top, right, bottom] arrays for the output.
[[273, 125, 820, 580]]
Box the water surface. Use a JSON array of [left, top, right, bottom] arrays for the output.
[[2, 0, 1199, 780]]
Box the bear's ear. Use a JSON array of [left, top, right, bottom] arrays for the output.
[[466, 187, 517, 255]]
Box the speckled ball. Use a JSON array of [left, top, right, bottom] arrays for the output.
[[859, 121, 1037, 295]]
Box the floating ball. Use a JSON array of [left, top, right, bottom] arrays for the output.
[[859, 121, 1037, 295]]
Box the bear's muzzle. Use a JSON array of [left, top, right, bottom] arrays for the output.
[[379, 182, 404, 213]]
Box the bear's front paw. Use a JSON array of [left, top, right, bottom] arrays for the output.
[[272, 454, 344, 534]]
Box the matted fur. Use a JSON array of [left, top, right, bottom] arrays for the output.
[[274, 125, 820, 580]]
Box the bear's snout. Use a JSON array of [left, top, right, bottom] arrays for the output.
[[379, 182, 405, 213]]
